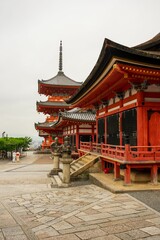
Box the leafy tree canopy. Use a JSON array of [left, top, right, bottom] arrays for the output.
[[0, 136, 32, 151]]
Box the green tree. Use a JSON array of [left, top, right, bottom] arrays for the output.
[[0, 136, 32, 159]]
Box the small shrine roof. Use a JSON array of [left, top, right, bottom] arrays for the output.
[[59, 109, 96, 122], [35, 108, 95, 133]]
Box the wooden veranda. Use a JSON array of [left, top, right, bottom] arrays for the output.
[[79, 142, 160, 185]]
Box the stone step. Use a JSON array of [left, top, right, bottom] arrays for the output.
[[78, 160, 85, 164], [70, 168, 75, 174], [70, 164, 79, 171], [50, 175, 68, 188], [58, 171, 63, 181], [50, 177, 58, 188]]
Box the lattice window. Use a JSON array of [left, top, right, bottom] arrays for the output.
[[122, 108, 137, 146], [107, 113, 120, 145]]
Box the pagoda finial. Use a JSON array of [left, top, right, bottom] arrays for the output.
[[59, 40, 63, 72]]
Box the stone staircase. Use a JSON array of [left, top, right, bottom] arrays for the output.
[[50, 173, 69, 188], [70, 153, 100, 178], [50, 153, 100, 187]]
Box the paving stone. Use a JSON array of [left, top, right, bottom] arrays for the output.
[[93, 235, 121, 240], [0, 232, 5, 240], [52, 220, 73, 230], [0, 213, 17, 228], [147, 217, 160, 225], [35, 226, 59, 238], [125, 219, 154, 229], [77, 212, 112, 221], [115, 232, 131, 240], [125, 229, 149, 239], [111, 209, 138, 216], [58, 224, 98, 235], [65, 216, 83, 225], [75, 228, 106, 239], [32, 224, 49, 233], [46, 233, 80, 240], [5, 235, 28, 240], [138, 236, 160, 240], [141, 226, 160, 235], [2, 226, 24, 237], [98, 206, 123, 213], [102, 224, 132, 234]]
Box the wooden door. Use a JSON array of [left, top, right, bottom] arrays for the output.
[[148, 111, 160, 146]]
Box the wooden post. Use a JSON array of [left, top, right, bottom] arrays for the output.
[[124, 165, 131, 185], [125, 144, 131, 161], [151, 165, 158, 184], [114, 162, 120, 180], [76, 125, 79, 149]]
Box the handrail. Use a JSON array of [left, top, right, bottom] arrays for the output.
[[80, 141, 160, 162]]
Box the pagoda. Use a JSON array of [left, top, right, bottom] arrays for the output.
[[68, 33, 160, 184], [35, 41, 82, 150]]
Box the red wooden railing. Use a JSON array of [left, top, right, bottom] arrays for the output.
[[80, 141, 160, 162]]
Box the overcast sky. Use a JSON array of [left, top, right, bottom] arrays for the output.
[[0, 0, 159, 141]]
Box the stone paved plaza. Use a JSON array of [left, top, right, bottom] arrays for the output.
[[0, 152, 160, 239]]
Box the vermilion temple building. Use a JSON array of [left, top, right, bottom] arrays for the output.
[[35, 41, 82, 150], [68, 33, 160, 184]]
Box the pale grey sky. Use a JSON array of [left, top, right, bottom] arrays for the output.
[[0, 0, 159, 141]]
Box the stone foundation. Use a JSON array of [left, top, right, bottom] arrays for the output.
[[120, 169, 160, 183]]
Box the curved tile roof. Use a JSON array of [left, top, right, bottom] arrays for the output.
[[37, 100, 69, 107], [60, 110, 96, 122], [39, 71, 82, 86], [133, 33, 160, 51], [67, 34, 160, 105]]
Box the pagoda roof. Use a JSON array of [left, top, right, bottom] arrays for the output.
[[67, 34, 160, 106], [38, 41, 82, 95], [39, 71, 82, 87], [37, 100, 69, 107]]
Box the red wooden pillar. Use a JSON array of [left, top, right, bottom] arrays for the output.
[[125, 144, 131, 160], [91, 124, 94, 143], [151, 165, 158, 184], [76, 125, 79, 149], [114, 162, 120, 180], [119, 112, 122, 146], [124, 165, 131, 185], [96, 112, 98, 143], [137, 91, 144, 146]]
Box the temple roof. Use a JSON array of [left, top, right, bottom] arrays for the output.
[[133, 33, 160, 52], [67, 34, 160, 105], [38, 41, 82, 92]]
